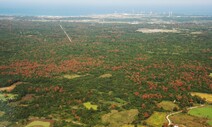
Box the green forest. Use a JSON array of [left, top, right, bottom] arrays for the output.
[[0, 16, 212, 127]]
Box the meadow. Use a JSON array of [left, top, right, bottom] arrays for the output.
[[0, 15, 212, 127], [189, 106, 212, 126]]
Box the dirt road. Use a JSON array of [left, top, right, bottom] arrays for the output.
[[0, 82, 28, 92], [59, 24, 72, 42]]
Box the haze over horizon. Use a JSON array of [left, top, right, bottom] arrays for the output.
[[0, 0, 212, 16]]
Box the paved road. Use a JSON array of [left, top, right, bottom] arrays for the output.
[[166, 105, 205, 125], [59, 24, 72, 42]]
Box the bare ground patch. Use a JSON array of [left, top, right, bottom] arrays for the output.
[[0, 82, 28, 92], [136, 28, 180, 33], [99, 74, 112, 78]]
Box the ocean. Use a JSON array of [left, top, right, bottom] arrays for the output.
[[0, 5, 212, 16]]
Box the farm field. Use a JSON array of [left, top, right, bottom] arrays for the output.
[[157, 101, 179, 111], [145, 112, 167, 127], [191, 92, 212, 103], [0, 15, 212, 127], [169, 105, 212, 127], [189, 105, 212, 126], [169, 113, 210, 127], [189, 106, 212, 119]]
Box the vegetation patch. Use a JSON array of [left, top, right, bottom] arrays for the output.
[[170, 113, 209, 127], [190, 92, 212, 103], [83, 102, 98, 110], [0, 121, 11, 127], [63, 74, 81, 79], [99, 74, 112, 78], [114, 98, 127, 104], [100, 98, 127, 108], [0, 111, 5, 117], [20, 94, 35, 102], [145, 112, 167, 127], [191, 32, 203, 35], [188, 106, 212, 119], [121, 124, 134, 127], [207, 120, 212, 126], [100, 100, 125, 108], [157, 101, 179, 111], [101, 109, 139, 127], [209, 73, 212, 77], [0, 93, 18, 102], [25, 120, 51, 127]]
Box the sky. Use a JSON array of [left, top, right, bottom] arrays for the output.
[[0, 0, 212, 16], [0, 0, 211, 6]]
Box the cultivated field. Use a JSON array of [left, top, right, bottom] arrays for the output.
[[157, 101, 179, 111], [191, 92, 212, 103], [145, 112, 167, 127], [170, 113, 210, 127]]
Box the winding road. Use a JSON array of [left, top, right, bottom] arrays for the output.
[[59, 24, 72, 43], [166, 105, 205, 125]]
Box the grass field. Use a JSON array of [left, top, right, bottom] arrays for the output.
[[63, 74, 82, 79], [145, 112, 167, 127], [25, 120, 51, 127], [83, 102, 98, 110], [169, 105, 212, 127], [170, 113, 210, 127], [0, 93, 17, 102], [191, 92, 212, 103], [189, 105, 212, 126], [188, 106, 212, 119], [208, 120, 212, 126], [157, 101, 179, 111], [101, 109, 138, 127]]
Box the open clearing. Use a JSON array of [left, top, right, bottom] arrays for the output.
[[99, 97, 127, 108], [191, 31, 203, 34], [0, 121, 11, 127], [101, 109, 138, 127], [99, 74, 112, 78], [188, 106, 212, 119], [157, 101, 179, 111], [170, 113, 210, 127], [145, 112, 167, 127], [0, 93, 18, 102], [136, 28, 180, 33], [25, 120, 52, 127], [83, 102, 98, 110], [166, 105, 205, 125], [189, 106, 212, 126], [0, 82, 27, 92], [190, 92, 212, 103], [63, 74, 81, 79]]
